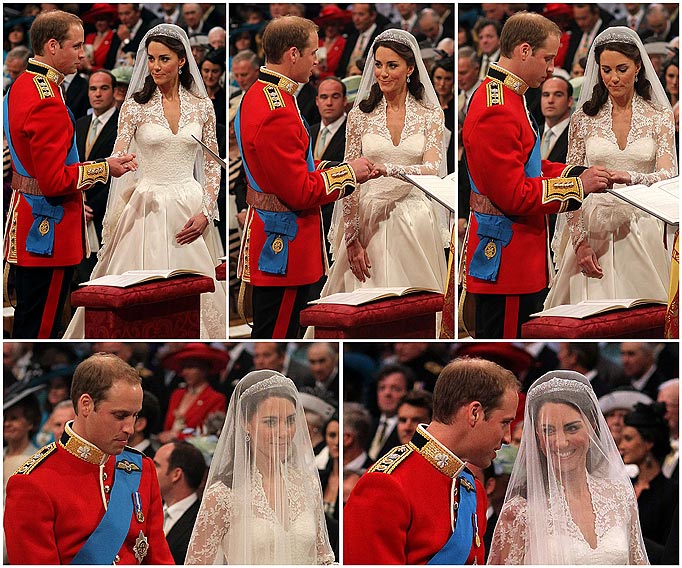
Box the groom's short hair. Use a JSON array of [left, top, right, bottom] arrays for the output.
[[499, 12, 561, 58], [432, 358, 518, 424], [262, 16, 319, 64]]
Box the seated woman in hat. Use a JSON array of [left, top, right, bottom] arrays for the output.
[[81, 4, 119, 71], [314, 6, 350, 80], [158, 343, 229, 443]]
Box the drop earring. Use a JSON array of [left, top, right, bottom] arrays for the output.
[[407, 75, 411, 84], [245, 431, 251, 442], [179, 68, 183, 75]]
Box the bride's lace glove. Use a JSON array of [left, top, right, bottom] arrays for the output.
[[575, 240, 603, 279], [176, 212, 209, 245], [347, 239, 371, 282]]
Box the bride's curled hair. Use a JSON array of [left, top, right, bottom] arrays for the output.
[[133, 34, 195, 104], [583, 41, 652, 116], [359, 39, 425, 113]]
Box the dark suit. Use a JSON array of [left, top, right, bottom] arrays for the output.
[[336, 25, 384, 78], [121, 20, 153, 57], [74, 108, 120, 284], [562, 14, 614, 72], [368, 416, 401, 461], [65, 74, 90, 121], [538, 122, 570, 163], [165, 498, 201, 564], [296, 83, 321, 127]]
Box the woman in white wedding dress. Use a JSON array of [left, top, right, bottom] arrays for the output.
[[545, 27, 677, 309], [185, 370, 334, 565], [320, 29, 449, 297], [487, 371, 648, 565], [64, 24, 226, 339]]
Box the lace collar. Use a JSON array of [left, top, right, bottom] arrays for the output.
[[149, 85, 193, 130], [27, 58, 64, 85], [599, 93, 646, 149], [59, 420, 108, 465], [408, 424, 466, 478], [488, 63, 529, 95]]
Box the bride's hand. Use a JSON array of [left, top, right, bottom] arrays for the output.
[[608, 170, 631, 185], [176, 213, 209, 245], [347, 239, 371, 282], [575, 241, 603, 279], [370, 163, 387, 178]]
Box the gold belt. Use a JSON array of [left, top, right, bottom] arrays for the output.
[[470, 191, 504, 216], [246, 186, 292, 213], [12, 172, 43, 196]]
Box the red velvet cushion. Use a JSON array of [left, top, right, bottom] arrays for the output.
[[522, 305, 666, 339], [215, 262, 226, 281], [300, 292, 443, 339], [71, 275, 215, 309]]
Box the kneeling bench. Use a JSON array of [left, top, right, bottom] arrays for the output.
[[521, 304, 667, 339], [71, 275, 215, 339], [300, 292, 443, 339]]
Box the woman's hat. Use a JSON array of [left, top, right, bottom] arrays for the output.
[[81, 4, 119, 24], [454, 343, 535, 376], [598, 390, 653, 415], [342, 75, 362, 103], [314, 5, 353, 27], [161, 343, 229, 374]]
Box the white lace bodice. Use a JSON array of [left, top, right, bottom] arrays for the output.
[[340, 93, 444, 245], [185, 468, 334, 565], [488, 476, 647, 565], [113, 87, 221, 222], [560, 94, 676, 250]]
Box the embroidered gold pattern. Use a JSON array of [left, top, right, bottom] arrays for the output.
[[77, 162, 109, 189], [14, 443, 57, 475], [33, 75, 54, 99], [486, 82, 503, 106], [484, 241, 497, 259], [263, 84, 285, 111], [368, 445, 413, 474], [321, 164, 356, 195], [542, 177, 584, 204]]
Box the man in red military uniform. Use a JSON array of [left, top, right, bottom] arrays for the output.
[[4, 353, 174, 565], [3, 10, 136, 338], [462, 12, 611, 338], [236, 15, 375, 338], [344, 358, 520, 564]]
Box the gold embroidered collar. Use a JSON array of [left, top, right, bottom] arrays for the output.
[[487, 63, 528, 95], [259, 66, 299, 95], [27, 58, 65, 86], [59, 421, 108, 465], [408, 424, 466, 478]]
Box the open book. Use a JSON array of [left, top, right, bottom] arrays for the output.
[[80, 269, 206, 288], [399, 173, 455, 213], [309, 287, 440, 306], [606, 177, 679, 225], [531, 298, 667, 319]]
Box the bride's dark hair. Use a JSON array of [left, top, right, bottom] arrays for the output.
[[582, 41, 652, 116], [358, 40, 425, 113], [133, 34, 195, 104]]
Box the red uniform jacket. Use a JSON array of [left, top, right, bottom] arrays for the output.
[[163, 385, 227, 436], [344, 431, 487, 565], [4, 424, 173, 565], [237, 67, 356, 287], [463, 65, 585, 295], [4, 59, 109, 267]]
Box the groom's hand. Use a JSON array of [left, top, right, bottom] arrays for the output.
[[106, 154, 137, 177], [579, 166, 610, 194], [348, 158, 374, 183]]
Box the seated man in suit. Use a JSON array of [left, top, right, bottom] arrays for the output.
[[310, 76, 348, 298], [336, 4, 384, 78], [154, 441, 207, 564], [74, 70, 120, 285], [539, 75, 573, 163], [116, 3, 152, 62]]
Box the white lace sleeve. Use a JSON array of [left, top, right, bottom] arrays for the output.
[[565, 111, 588, 250], [185, 482, 232, 564], [628, 102, 678, 185], [627, 488, 648, 565], [199, 96, 221, 222], [487, 496, 528, 565], [342, 107, 362, 246], [385, 103, 444, 177], [111, 98, 140, 156]]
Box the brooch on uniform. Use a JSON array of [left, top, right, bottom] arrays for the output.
[[484, 241, 497, 259], [117, 459, 141, 473], [133, 531, 149, 563], [271, 236, 284, 254]]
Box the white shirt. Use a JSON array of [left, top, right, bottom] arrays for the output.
[[321, 112, 347, 136], [631, 364, 658, 392], [92, 103, 117, 125], [163, 493, 198, 535], [542, 115, 571, 155], [345, 450, 370, 471]]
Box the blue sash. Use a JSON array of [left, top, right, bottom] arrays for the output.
[[428, 470, 478, 565], [71, 450, 142, 565], [468, 111, 542, 282], [235, 102, 317, 275], [3, 84, 79, 255]]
